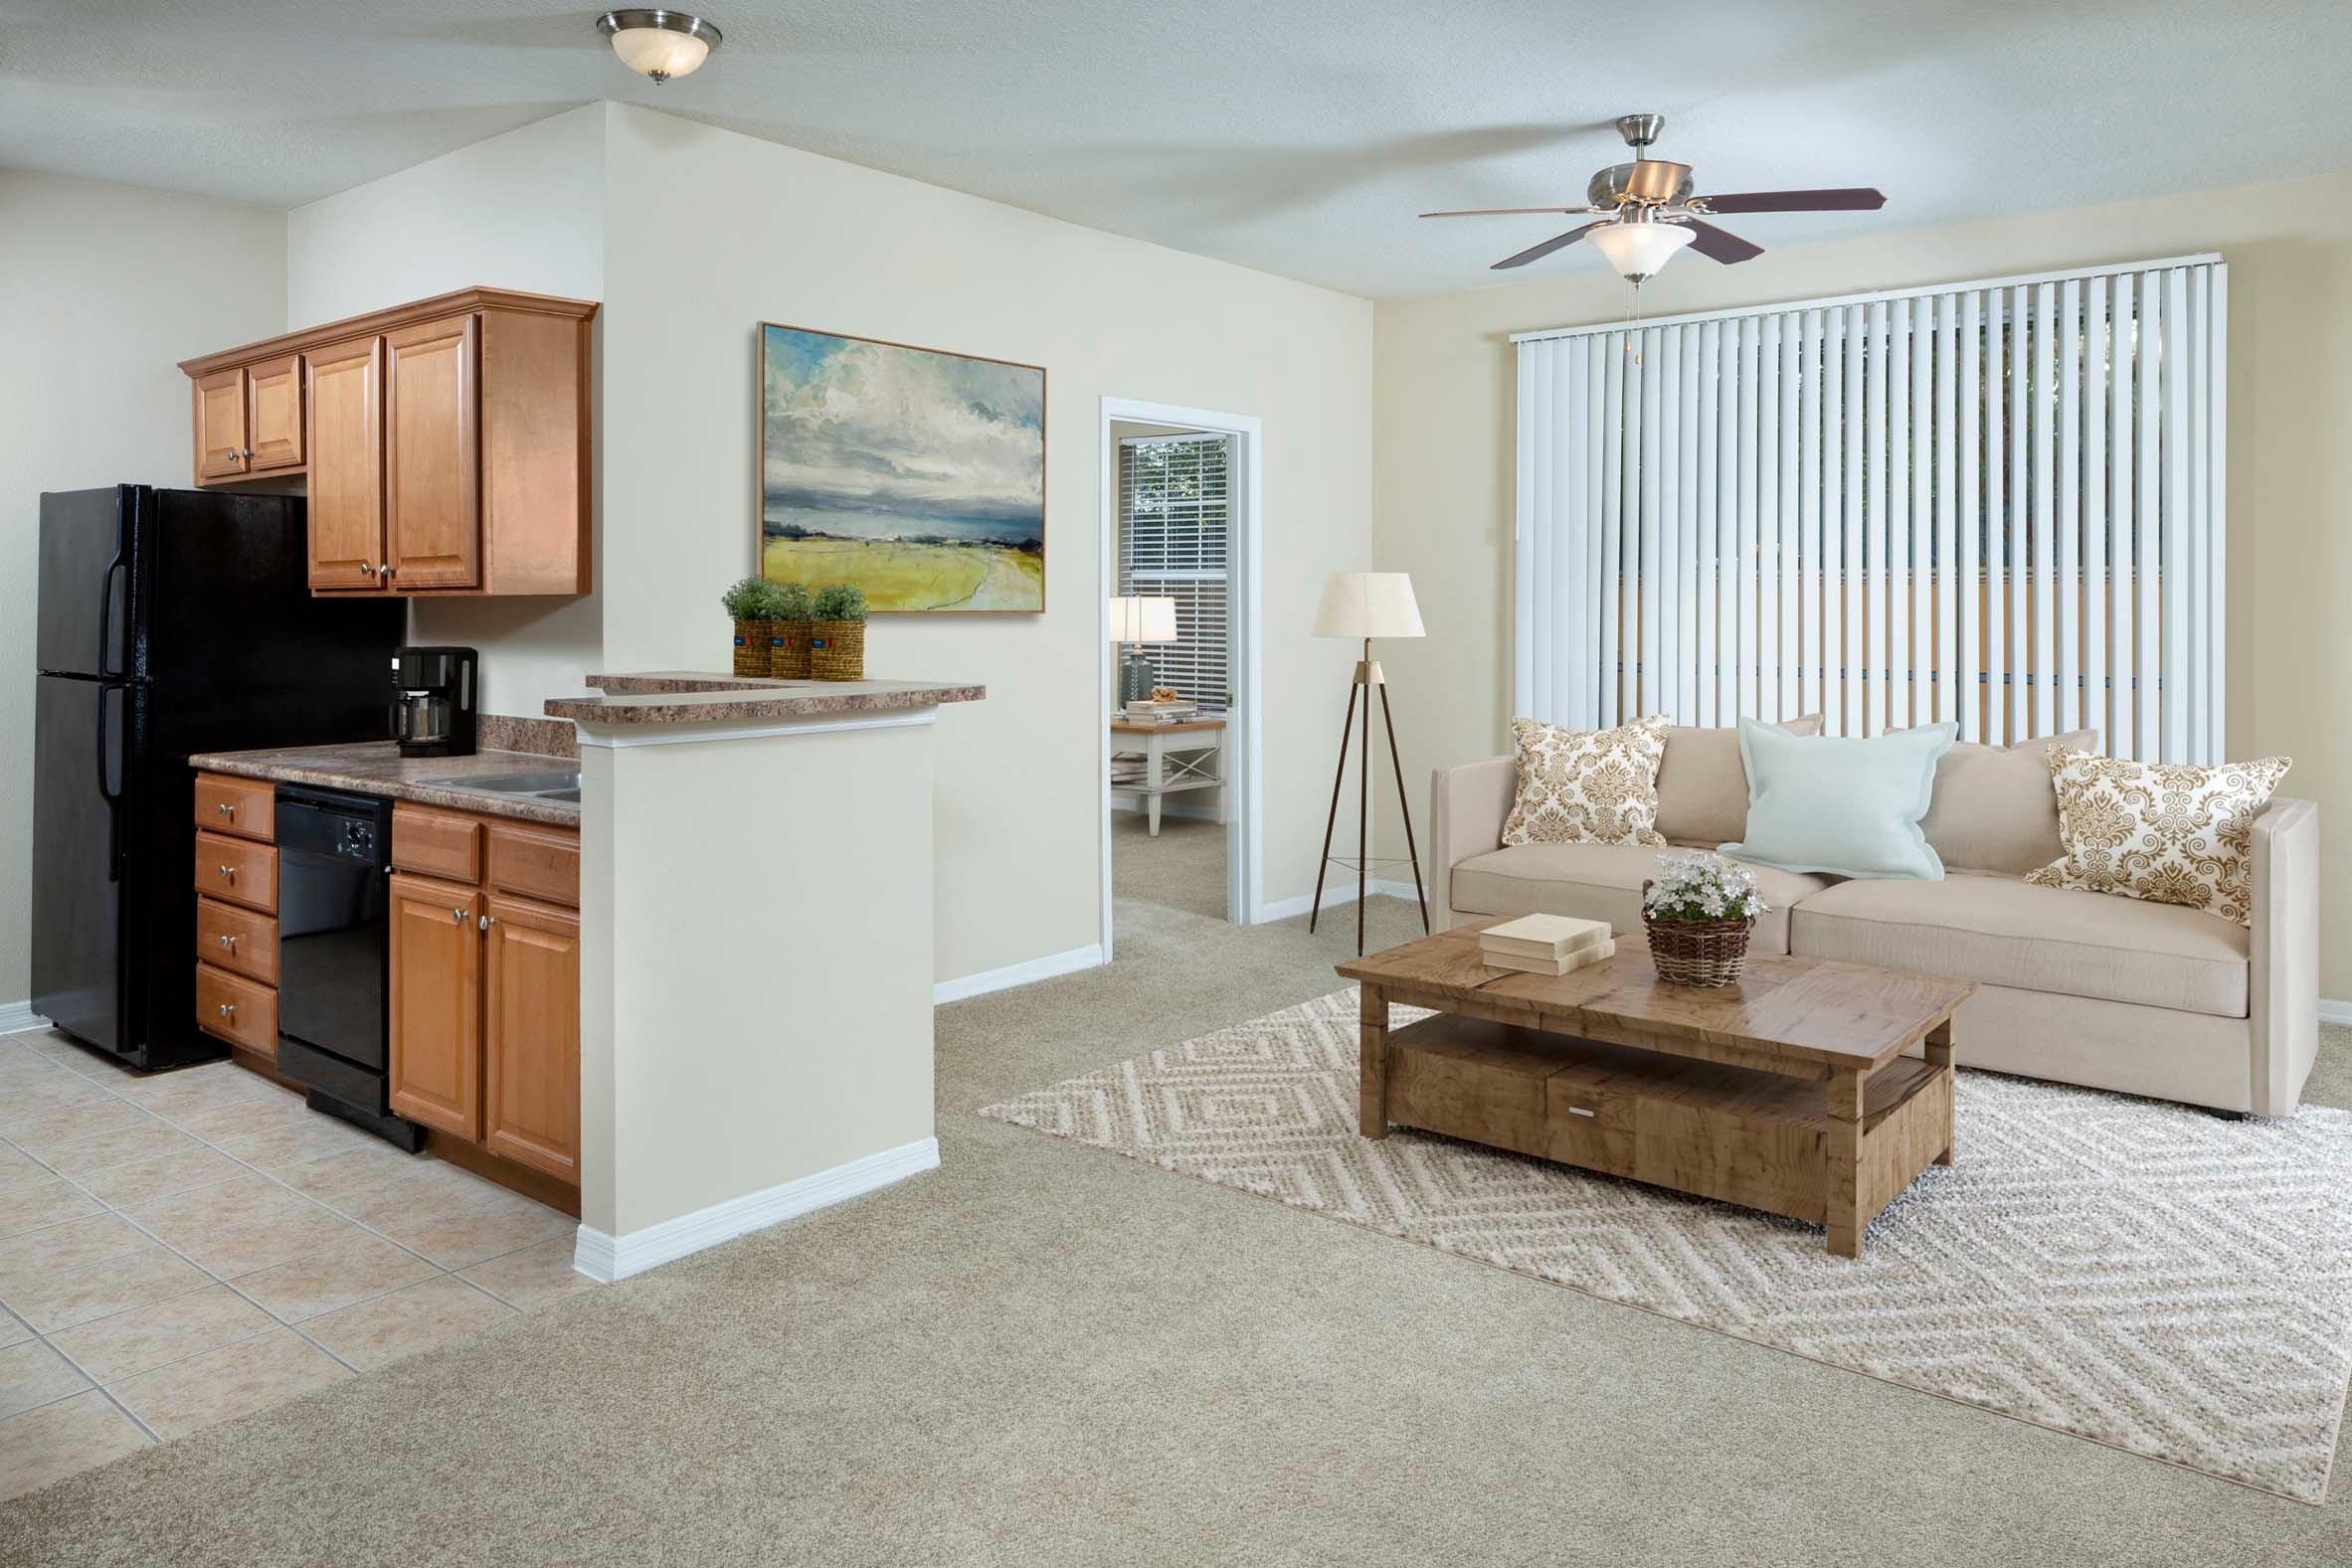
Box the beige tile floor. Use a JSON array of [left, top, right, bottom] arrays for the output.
[[0, 1026, 597, 1500]]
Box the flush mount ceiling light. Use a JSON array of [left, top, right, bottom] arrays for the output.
[[597, 9, 722, 85]]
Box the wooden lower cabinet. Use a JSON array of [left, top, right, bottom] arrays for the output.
[[388, 872, 483, 1139], [482, 895, 581, 1180], [387, 811, 582, 1187]]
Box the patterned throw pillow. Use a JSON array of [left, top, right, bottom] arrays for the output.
[[2025, 750, 2292, 926], [1501, 715, 1670, 848]]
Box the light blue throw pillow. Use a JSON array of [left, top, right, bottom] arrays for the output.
[[1721, 719, 1956, 881]]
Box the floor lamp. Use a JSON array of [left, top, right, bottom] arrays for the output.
[[1309, 571, 1429, 956]]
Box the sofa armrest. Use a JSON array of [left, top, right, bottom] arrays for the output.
[[2251, 795, 2319, 1117], [1429, 756, 1516, 933]]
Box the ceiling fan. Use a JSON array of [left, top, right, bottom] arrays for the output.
[[1423, 113, 1887, 279]]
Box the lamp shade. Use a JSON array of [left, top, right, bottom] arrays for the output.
[[1108, 596, 1177, 642], [1586, 220, 1695, 282], [1311, 572, 1424, 639]]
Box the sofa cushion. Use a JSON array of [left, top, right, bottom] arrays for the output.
[[1451, 843, 1829, 955], [1501, 715, 1670, 848], [2026, 750, 2293, 927], [1789, 872, 2249, 1018], [1724, 720, 1955, 880], [1654, 715, 1820, 847], [1917, 729, 2095, 876]]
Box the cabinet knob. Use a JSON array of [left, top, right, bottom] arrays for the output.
[[360, 563, 377, 577], [482, 915, 499, 931], [217, 1001, 235, 1019], [238, 448, 254, 460], [218, 934, 237, 952], [216, 801, 233, 815], [218, 864, 236, 881], [383, 565, 399, 581], [452, 907, 467, 922]]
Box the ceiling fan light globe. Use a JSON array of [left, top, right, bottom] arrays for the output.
[[1587, 221, 1695, 281]]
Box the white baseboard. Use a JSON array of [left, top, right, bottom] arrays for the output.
[[2320, 998, 2352, 1027], [0, 1002, 44, 1036], [1254, 879, 1421, 924], [573, 1135, 940, 1284], [934, 944, 1104, 1005]]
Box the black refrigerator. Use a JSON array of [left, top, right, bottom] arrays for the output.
[[33, 486, 403, 1071]]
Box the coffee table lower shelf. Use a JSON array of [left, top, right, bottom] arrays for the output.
[[1371, 1012, 1953, 1256]]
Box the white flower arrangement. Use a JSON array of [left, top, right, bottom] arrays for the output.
[[1643, 850, 1768, 925]]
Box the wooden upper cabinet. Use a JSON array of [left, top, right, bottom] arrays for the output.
[[177, 286, 596, 599], [245, 353, 305, 472], [305, 335, 386, 592], [192, 368, 248, 481], [386, 313, 480, 592]]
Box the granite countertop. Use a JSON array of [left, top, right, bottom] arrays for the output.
[[189, 743, 582, 826], [546, 672, 986, 726]]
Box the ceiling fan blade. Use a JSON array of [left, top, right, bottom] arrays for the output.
[[1699, 187, 1886, 214], [1420, 206, 1586, 219], [1492, 222, 1603, 270], [1682, 219, 1764, 264]]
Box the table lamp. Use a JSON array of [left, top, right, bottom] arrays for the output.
[[1108, 596, 1178, 706], [1308, 571, 1429, 955]]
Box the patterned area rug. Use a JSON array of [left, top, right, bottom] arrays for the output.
[[980, 990, 2352, 1503]]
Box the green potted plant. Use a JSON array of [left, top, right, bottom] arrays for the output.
[[721, 577, 789, 678], [807, 583, 868, 681], [766, 581, 814, 678]]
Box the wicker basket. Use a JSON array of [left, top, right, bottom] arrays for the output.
[[1640, 880, 1755, 988], [768, 622, 812, 679], [732, 619, 778, 678], [807, 618, 865, 681]]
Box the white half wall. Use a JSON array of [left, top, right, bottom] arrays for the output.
[[597, 103, 1375, 990], [0, 170, 286, 1007], [285, 105, 609, 721]]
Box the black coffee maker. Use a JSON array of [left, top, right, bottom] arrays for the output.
[[389, 646, 478, 758]]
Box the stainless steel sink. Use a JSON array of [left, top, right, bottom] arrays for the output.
[[421, 770, 581, 794]]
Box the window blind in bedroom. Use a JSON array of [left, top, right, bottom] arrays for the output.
[[1511, 255, 2227, 763], [1119, 434, 1233, 709]]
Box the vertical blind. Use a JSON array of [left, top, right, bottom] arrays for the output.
[[1119, 434, 1233, 708], [1512, 256, 2228, 763]]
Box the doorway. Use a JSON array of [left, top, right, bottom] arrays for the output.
[[1098, 399, 1262, 961]]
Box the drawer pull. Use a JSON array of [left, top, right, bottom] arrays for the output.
[[216, 801, 235, 817], [1565, 1105, 1597, 1119], [217, 934, 237, 953], [217, 1001, 236, 1020], [218, 864, 236, 882]]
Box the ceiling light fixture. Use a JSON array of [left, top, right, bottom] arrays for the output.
[[597, 9, 722, 85], [1585, 218, 1696, 284]]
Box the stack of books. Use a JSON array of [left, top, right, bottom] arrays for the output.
[[1479, 914, 1614, 976], [1124, 698, 1199, 723]]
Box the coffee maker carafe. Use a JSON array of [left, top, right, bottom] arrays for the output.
[[389, 646, 478, 758]]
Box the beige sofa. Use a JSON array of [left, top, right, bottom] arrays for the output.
[[1430, 726, 2320, 1118]]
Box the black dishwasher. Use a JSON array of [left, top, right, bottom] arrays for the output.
[[274, 785, 423, 1150]]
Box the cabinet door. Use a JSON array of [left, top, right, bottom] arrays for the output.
[[245, 353, 304, 471], [385, 313, 479, 591], [389, 872, 481, 1138], [482, 895, 580, 1182], [306, 335, 386, 591], [192, 368, 248, 481]]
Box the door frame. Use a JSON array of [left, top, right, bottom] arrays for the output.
[[1098, 397, 1263, 960]]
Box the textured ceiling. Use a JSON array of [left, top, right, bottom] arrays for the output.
[[4, 0, 2350, 297]]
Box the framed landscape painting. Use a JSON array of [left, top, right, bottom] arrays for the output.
[[759, 323, 1045, 612]]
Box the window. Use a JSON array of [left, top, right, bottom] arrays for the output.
[[1119, 434, 1232, 709], [1512, 256, 2227, 763]]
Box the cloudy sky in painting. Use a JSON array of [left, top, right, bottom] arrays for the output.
[[762, 327, 1043, 544]]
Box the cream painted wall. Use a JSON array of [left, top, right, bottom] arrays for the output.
[[0, 171, 286, 1007], [1373, 169, 2352, 995], [285, 105, 608, 721], [598, 104, 1374, 988]]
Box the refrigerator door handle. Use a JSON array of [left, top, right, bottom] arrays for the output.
[[96, 553, 126, 680], [94, 682, 125, 881]]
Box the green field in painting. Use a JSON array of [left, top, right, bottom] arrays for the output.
[[763, 536, 1042, 612]]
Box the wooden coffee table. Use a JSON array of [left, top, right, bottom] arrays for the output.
[[1337, 925, 1976, 1257]]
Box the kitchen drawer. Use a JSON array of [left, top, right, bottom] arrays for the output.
[[194, 774, 274, 841], [393, 802, 482, 883], [195, 961, 275, 1053], [487, 823, 579, 907], [194, 830, 276, 914], [195, 898, 276, 985]]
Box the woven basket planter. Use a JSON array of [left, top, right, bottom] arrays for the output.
[[768, 622, 812, 679], [1640, 881, 1755, 988], [732, 619, 780, 678], [807, 619, 866, 681]]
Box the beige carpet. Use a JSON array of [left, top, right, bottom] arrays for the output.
[[982, 988, 2352, 1503], [8, 877, 2352, 1565]]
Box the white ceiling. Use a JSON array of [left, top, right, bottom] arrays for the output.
[[5, 0, 2350, 297]]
